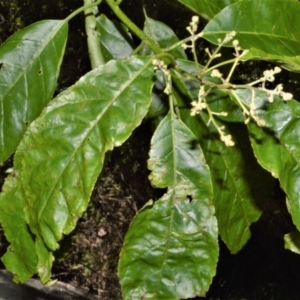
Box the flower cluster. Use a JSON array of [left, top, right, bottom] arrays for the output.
[[262, 66, 281, 83], [266, 83, 293, 102], [187, 16, 199, 34], [152, 58, 172, 95], [182, 16, 203, 50], [211, 69, 223, 78], [190, 86, 207, 116], [152, 58, 168, 71], [249, 92, 266, 127], [218, 31, 236, 45], [256, 66, 293, 102], [219, 126, 234, 147], [168, 16, 294, 147]]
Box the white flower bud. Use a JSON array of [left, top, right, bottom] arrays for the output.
[[192, 16, 199, 24], [280, 92, 293, 101], [211, 69, 223, 78]]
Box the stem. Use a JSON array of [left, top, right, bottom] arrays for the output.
[[204, 58, 236, 74], [225, 56, 239, 82], [105, 0, 161, 54], [163, 37, 190, 52], [162, 33, 199, 52], [84, 0, 105, 68], [168, 90, 180, 120], [230, 90, 250, 116], [247, 78, 263, 86], [191, 34, 201, 75], [65, 0, 102, 22], [172, 93, 181, 119], [130, 41, 145, 55], [202, 44, 223, 73]]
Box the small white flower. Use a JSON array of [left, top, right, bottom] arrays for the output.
[[256, 117, 266, 127], [205, 48, 212, 57], [263, 69, 275, 82], [152, 58, 159, 66], [268, 94, 274, 103], [275, 84, 283, 92], [262, 67, 282, 82], [223, 31, 236, 44], [190, 97, 207, 116], [181, 43, 189, 49], [280, 91, 293, 101], [220, 133, 235, 147], [192, 16, 199, 23], [211, 69, 223, 78], [189, 15, 199, 32], [198, 85, 206, 99], [274, 66, 281, 74], [232, 40, 239, 47]]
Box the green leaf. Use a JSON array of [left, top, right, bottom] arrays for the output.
[[177, 0, 239, 20], [172, 63, 274, 253], [35, 237, 53, 283], [182, 101, 272, 253], [141, 15, 187, 59], [202, 0, 300, 72], [0, 20, 68, 164], [96, 14, 134, 62], [0, 56, 155, 282], [242, 49, 300, 73], [284, 230, 300, 254], [119, 112, 218, 299], [240, 89, 300, 232], [0, 182, 38, 283]]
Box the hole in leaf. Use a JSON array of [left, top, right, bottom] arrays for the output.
[[187, 195, 193, 203], [38, 70, 42, 75], [0, 63, 3, 70], [189, 139, 198, 150]]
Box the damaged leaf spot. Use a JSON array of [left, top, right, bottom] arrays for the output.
[[187, 195, 193, 202]]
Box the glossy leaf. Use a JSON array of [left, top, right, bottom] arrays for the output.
[[172, 60, 274, 253], [0, 183, 38, 282], [202, 0, 300, 72], [0, 20, 68, 164], [96, 14, 134, 62], [0, 56, 155, 282], [238, 89, 300, 232], [242, 49, 300, 73], [141, 14, 187, 59], [177, 0, 239, 20], [119, 112, 218, 299], [284, 230, 300, 254], [0, 177, 60, 284]]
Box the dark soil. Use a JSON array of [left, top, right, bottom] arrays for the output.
[[2, 1, 300, 300]]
